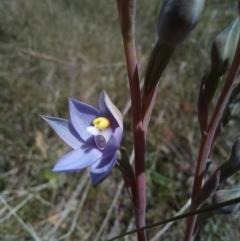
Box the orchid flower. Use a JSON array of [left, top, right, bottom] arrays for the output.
[[41, 91, 123, 187]]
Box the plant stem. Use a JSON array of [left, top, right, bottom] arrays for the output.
[[108, 196, 240, 241], [184, 32, 240, 241], [117, 1, 146, 240]]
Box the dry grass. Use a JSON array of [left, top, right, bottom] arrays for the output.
[[0, 0, 240, 240]]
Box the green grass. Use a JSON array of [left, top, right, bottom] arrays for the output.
[[0, 0, 240, 240]]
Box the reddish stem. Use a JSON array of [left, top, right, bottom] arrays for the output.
[[117, 1, 146, 240], [184, 33, 240, 241]]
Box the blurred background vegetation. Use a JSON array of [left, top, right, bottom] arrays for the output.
[[0, 0, 240, 240]]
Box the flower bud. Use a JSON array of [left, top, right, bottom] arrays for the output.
[[157, 0, 205, 47], [211, 18, 240, 76], [211, 137, 240, 183], [193, 170, 220, 207], [144, 0, 205, 97], [204, 18, 240, 103], [212, 188, 240, 214]]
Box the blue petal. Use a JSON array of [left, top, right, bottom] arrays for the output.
[[52, 146, 102, 172], [102, 126, 123, 158], [69, 98, 100, 143], [98, 91, 123, 129], [90, 154, 117, 187], [41, 116, 83, 149]]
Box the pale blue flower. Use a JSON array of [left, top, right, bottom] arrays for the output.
[[41, 91, 123, 186]]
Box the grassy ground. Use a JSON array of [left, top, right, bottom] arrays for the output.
[[0, 0, 240, 240]]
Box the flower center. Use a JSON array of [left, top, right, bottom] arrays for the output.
[[93, 117, 110, 130], [86, 117, 112, 151]]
